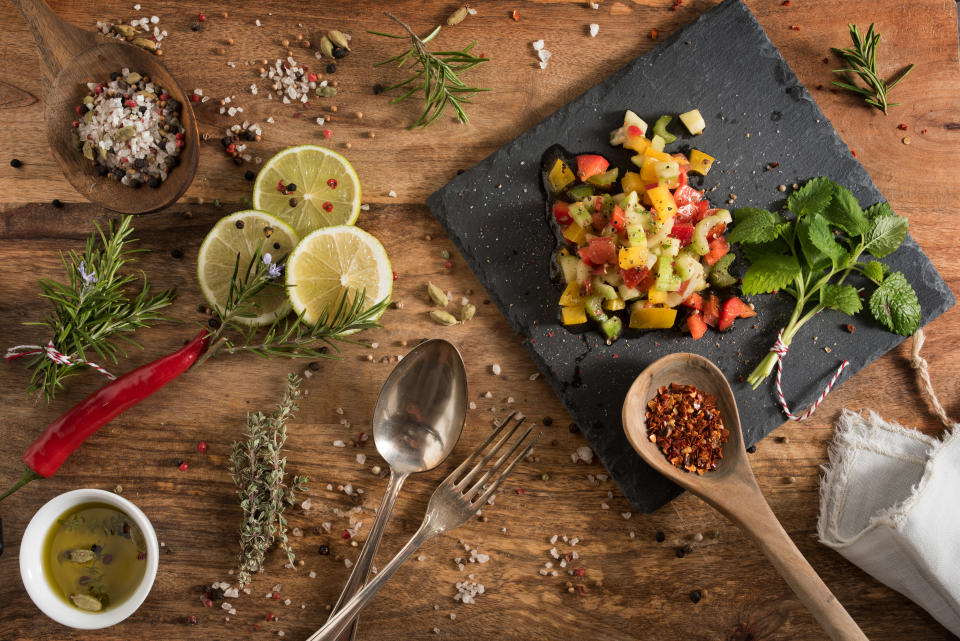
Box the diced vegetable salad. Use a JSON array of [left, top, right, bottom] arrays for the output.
[[546, 109, 755, 342]]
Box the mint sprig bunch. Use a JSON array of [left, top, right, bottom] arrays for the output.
[[729, 177, 921, 389]]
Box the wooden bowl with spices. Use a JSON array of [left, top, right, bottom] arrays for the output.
[[622, 353, 868, 641]]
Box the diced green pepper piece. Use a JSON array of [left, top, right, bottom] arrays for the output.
[[567, 184, 595, 200], [600, 316, 623, 341], [708, 252, 737, 288], [586, 167, 619, 187], [652, 115, 677, 144], [654, 255, 681, 292], [584, 295, 607, 322]]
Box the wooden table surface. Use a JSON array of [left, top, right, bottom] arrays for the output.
[[1, 1, 958, 640]]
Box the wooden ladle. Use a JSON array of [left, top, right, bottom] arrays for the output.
[[13, 0, 198, 213], [622, 353, 868, 641]]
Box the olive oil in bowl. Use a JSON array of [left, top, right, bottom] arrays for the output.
[[43, 502, 148, 613]]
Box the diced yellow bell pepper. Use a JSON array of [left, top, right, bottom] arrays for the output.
[[624, 135, 650, 153], [688, 149, 716, 175], [562, 222, 587, 246], [558, 247, 571, 258], [643, 146, 673, 163], [602, 298, 626, 311], [646, 185, 678, 221], [561, 305, 588, 325], [620, 171, 645, 196], [629, 306, 677, 329], [639, 155, 660, 184], [559, 282, 583, 307], [647, 289, 668, 305], [679, 109, 706, 135], [547, 158, 575, 192], [618, 246, 646, 269]]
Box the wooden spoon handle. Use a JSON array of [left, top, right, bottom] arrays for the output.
[[740, 495, 868, 641], [11, 0, 96, 83]]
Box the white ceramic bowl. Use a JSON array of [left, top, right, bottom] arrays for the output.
[[19, 489, 159, 629]]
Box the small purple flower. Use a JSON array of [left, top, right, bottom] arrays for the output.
[[268, 262, 283, 279], [262, 252, 273, 265], [78, 260, 97, 286]]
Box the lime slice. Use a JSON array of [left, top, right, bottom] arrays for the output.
[[286, 226, 392, 326], [197, 210, 299, 326], [252, 145, 361, 238]]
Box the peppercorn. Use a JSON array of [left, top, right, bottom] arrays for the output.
[[286, 183, 297, 192], [746, 444, 757, 454], [568, 422, 580, 434], [655, 531, 666, 543], [318, 545, 330, 555], [373, 83, 383, 95], [332, 46, 346, 59], [51, 199, 64, 208], [95, 164, 108, 176], [675, 547, 686, 558], [208, 317, 222, 329], [288, 197, 298, 207], [244, 170, 256, 181], [542, 416, 553, 426], [326, 63, 337, 74], [233, 157, 243, 166], [190, 23, 201, 31], [171, 248, 184, 259], [220, 136, 232, 147], [690, 590, 702, 603], [10, 158, 22, 168], [148, 177, 161, 189]]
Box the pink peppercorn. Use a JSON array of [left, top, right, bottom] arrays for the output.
[[191, 94, 199, 102], [272, 592, 280, 600], [178, 461, 189, 472], [342, 530, 352, 539], [323, 129, 332, 139], [573, 568, 586, 577], [392, 271, 399, 281], [444, 260, 453, 269], [197, 440, 207, 453], [307, 73, 318, 82], [265, 613, 276, 622], [197, 12, 206, 21]]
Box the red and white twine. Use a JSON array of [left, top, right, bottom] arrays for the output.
[[771, 330, 848, 421], [5, 342, 116, 380]]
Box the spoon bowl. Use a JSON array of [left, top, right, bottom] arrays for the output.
[[623, 353, 867, 641], [15, 0, 198, 213]]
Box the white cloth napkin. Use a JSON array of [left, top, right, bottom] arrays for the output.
[[818, 409, 960, 636]]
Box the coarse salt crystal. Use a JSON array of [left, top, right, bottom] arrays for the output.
[[333, 440, 346, 448], [356, 454, 366, 465], [621, 512, 632, 520], [255, 19, 262, 26], [344, 559, 353, 568], [532, 40, 544, 51], [601, 503, 610, 510], [491, 364, 501, 376], [538, 49, 552, 62], [589, 24, 599, 37], [150, 15, 159, 24], [483, 391, 492, 399], [467, 7, 477, 14], [309, 571, 317, 578], [549, 534, 558, 544], [388, 190, 398, 198], [469, 402, 477, 410]]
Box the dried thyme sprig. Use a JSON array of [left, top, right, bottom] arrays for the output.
[[196, 246, 389, 366], [231, 373, 309, 587], [831, 23, 914, 114], [369, 12, 489, 128], [20, 215, 176, 401]]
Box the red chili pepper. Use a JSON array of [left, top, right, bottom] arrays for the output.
[[0, 331, 209, 501]]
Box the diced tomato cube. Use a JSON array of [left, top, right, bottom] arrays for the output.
[[687, 312, 708, 340], [553, 202, 572, 225], [621, 266, 648, 289], [673, 185, 702, 207], [638, 269, 656, 293], [702, 294, 721, 327], [676, 171, 688, 188], [611, 205, 626, 234], [696, 200, 710, 218], [706, 223, 727, 241], [593, 195, 604, 212], [682, 293, 704, 311], [668, 223, 695, 246], [576, 154, 610, 182], [703, 238, 729, 266], [590, 212, 605, 232], [725, 296, 756, 319], [579, 236, 618, 265], [675, 204, 699, 224]]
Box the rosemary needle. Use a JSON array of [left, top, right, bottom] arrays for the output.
[[369, 12, 489, 128], [831, 23, 914, 114]]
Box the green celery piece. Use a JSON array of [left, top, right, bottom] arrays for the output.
[[652, 115, 677, 144]]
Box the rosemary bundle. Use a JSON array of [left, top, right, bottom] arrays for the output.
[[19, 216, 175, 401], [831, 23, 914, 114], [369, 12, 489, 128], [231, 373, 309, 587]]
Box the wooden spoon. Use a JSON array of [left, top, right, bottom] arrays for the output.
[[13, 0, 198, 213], [622, 353, 868, 641]]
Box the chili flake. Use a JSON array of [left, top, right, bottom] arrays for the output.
[[646, 383, 729, 475]]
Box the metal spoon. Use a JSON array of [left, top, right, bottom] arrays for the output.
[[622, 353, 867, 641], [328, 339, 467, 641], [12, 0, 199, 213]]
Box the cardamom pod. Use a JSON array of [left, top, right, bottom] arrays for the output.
[[82, 141, 94, 160], [132, 37, 157, 51], [430, 310, 459, 326], [447, 7, 469, 25], [124, 72, 142, 84], [327, 30, 350, 51], [111, 23, 136, 37], [70, 594, 103, 612], [319, 35, 335, 59], [315, 85, 337, 98], [114, 125, 137, 142], [427, 282, 448, 307], [461, 303, 476, 322], [82, 95, 94, 105], [68, 549, 95, 563]]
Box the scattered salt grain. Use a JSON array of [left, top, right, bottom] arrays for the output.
[[356, 454, 366, 465], [621, 512, 632, 520], [467, 7, 477, 15], [388, 190, 398, 198], [589, 23, 599, 37], [344, 559, 353, 569], [601, 502, 610, 510], [491, 364, 501, 376], [532, 40, 544, 51], [333, 440, 346, 448], [483, 391, 493, 399], [469, 402, 477, 410], [309, 571, 317, 579]]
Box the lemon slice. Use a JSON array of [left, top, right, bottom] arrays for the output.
[[286, 226, 392, 326], [197, 210, 299, 326], [252, 145, 361, 238]]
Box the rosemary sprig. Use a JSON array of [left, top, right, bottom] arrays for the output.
[[197, 245, 389, 366], [831, 23, 914, 114], [20, 216, 176, 401], [230, 372, 308, 587], [369, 12, 489, 128]]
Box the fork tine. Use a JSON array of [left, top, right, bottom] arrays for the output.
[[469, 430, 540, 509], [463, 424, 533, 497], [443, 411, 516, 485], [451, 414, 524, 490]]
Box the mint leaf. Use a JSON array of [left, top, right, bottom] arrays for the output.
[[865, 201, 894, 219], [869, 272, 921, 335], [861, 260, 887, 285], [742, 254, 801, 296], [788, 177, 835, 218], [822, 185, 869, 236], [865, 215, 908, 258], [820, 284, 862, 315], [728, 208, 783, 244], [799, 214, 845, 269], [741, 238, 790, 263]]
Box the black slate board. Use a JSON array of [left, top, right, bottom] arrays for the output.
[[427, 0, 955, 512]]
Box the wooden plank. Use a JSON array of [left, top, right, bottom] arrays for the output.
[[0, 1, 958, 640]]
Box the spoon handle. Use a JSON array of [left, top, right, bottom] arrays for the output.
[[10, 0, 96, 83], [328, 470, 407, 641], [740, 489, 868, 641]]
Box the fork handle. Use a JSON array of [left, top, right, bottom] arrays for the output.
[[328, 470, 408, 641], [306, 518, 438, 641]]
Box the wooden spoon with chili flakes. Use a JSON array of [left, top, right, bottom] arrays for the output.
[[622, 353, 868, 641]]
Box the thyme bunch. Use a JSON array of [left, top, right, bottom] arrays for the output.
[[21, 215, 175, 401], [831, 23, 914, 114], [231, 373, 309, 587], [369, 12, 489, 128]]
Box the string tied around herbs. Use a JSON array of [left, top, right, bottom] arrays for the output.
[[770, 329, 849, 421], [4, 342, 117, 381]]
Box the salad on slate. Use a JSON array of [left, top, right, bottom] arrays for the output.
[[545, 109, 756, 343]]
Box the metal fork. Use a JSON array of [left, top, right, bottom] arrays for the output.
[[306, 412, 538, 641]]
